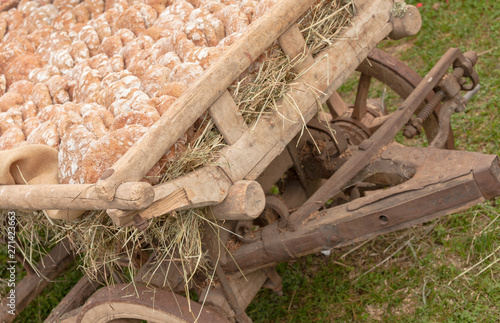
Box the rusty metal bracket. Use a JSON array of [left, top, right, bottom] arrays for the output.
[[474, 158, 500, 200], [404, 51, 478, 140], [265, 195, 290, 228], [429, 84, 481, 148]]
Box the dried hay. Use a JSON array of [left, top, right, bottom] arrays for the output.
[[233, 0, 354, 124], [1, 0, 354, 297]]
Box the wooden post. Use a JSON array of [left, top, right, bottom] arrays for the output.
[[210, 181, 266, 220], [352, 73, 372, 120], [389, 5, 422, 40]]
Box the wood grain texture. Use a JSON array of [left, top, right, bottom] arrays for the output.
[[209, 90, 248, 145], [107, 166, 233, 225], [210, 180, 266, 220], [390, 5, 422, 40], [0, 182, 154, 211]]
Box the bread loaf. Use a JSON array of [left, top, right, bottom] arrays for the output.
[[0, 0, 276, 186]]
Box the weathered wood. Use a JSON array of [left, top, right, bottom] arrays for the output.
[[210, 180, 266, 220], [219, 0, 394, 183], [199, 270, 269, 318], [352, 73, 372, 120], [107, 166, 232, 226], [95, 0, 319, 201], [389, 5, 422, 40], [280, 23, 349, 121], [256, 149, 294, 193], [45, 275, 102, 323], [73, 284, 231, 322], [326, 92, 349, 118], [209, 90, 248, 145], [0, 240, 74, 323], [278, 24, 315, 73], [0, 182, 154, 211]]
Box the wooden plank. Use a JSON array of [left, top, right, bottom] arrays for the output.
[[326, 92, 349, 118], [219, 0, 394, 183], [278, 24, 315, 73], [0, 182, 154, 212], [209, 90, 248, 145], [95, 0, 319, 201], [280, 23, 349, 120], [199, 270, 269, 317], [352, 73, 372, 120]]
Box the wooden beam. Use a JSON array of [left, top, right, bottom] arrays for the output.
[[107, 166, 233, 226], [210, 180, 266, 220], [0, 182, 154, 212]]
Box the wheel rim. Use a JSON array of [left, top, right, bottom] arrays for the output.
[[354, 48, 455, 149], [76, 284, 230, 323]]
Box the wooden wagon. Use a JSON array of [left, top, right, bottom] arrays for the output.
[[1, 0, 498, 321]]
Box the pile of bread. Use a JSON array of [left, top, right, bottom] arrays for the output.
[[0, 0, 277, 184]]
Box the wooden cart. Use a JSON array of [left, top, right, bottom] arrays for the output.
[[1, 0, 499, 321]]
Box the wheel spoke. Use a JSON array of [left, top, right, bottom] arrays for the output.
[[352, 73, 372, 120], [326, 91, 349, 118]]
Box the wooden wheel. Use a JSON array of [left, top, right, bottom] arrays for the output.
[[331, 47, 455, 149], [72, 284, 230, 323]]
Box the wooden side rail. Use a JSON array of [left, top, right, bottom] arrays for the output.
[[0, 182, 154, 211], [0, 0, 422, 222]]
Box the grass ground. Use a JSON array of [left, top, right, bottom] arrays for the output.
[[1, 0, 498, 322], [248, 0, 500, 321]]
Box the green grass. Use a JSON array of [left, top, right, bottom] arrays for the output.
[[248, 0, 500, 321]]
